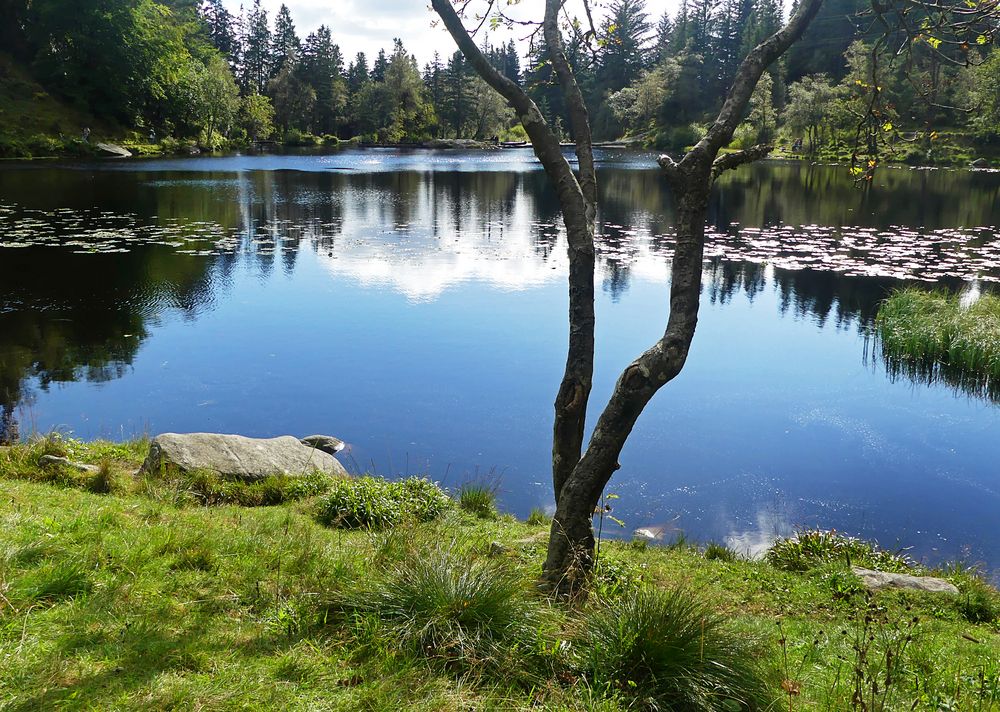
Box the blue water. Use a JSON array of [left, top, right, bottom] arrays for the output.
[[2, 149, 999, 572]]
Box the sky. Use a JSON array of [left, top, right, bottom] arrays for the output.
[[221, 0, 685, 67]]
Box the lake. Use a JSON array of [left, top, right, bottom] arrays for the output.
[[2, 148, 999, 574]]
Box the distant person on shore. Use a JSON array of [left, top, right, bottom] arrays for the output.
[[149, 128, 156, 142], [82, 127, 91, 142]]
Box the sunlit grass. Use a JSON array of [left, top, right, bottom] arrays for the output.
[[876, 288, 1000, 399], [1, 442, 1000, 709]]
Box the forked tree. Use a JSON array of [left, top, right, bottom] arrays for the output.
[[431, 0, 998, 596]]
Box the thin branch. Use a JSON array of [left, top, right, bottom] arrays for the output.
[[711, 144, 773, 181]]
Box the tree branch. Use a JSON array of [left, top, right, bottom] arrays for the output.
[[543, 0, 597, 211], [710, 144, 773, 181]]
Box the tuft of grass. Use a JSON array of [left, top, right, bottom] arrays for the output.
[[704, 541, 739, 562], [766, 529, 915, 573], [316, 476, 451, 529], [456, 481, 498, 519], [578, 586, 777, 710], [339, 546, 542, 676], [876, 288, 1000, 400], [526, 507, 551, 526], [10, 559, 92, 604]]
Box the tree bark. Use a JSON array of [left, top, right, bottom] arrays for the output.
[[542, 0, 826, 596], [431, 0, 826, 598]]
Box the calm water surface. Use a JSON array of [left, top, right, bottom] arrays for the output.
[[2, 149, 1000, 573]]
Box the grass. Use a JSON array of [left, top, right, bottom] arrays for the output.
[[316, 475, 452, 528], [876, 288, 1000, 400], [1, 439, 999, 710], [579, 586, 777, 710], [456, 481, 499, 519]]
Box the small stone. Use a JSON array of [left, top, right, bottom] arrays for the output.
[[851, 567, 958, 594], [39, 455, 99, 473], [300, 435, 346, 456], [487, 541, 508, 557]]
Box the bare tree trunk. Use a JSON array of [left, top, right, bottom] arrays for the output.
[[543, 160, 712, 591], [433, 0, 825, 598]]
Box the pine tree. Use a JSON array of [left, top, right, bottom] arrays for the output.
[[270, 4, 300, 77], [597, 0, 653, 94], [347, 52, 370, 93], [372, 48, 388, 82], [301, 25, 346, 134], [200, 0, 238, 58], [239, 0, 271, 94]]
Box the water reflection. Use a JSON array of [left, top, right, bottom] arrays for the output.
[[1, 155, 1000, 575]]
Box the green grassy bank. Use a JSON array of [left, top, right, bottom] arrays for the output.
[[1, 437, 999, 710], [876, 288, 1000, 400]]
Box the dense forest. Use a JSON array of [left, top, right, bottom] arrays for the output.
[[0, 0, 998, 160]]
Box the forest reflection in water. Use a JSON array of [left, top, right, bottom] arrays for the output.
[[1, 153, 999, 572]]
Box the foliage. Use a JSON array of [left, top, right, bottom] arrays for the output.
[[766, 529, 916, 573], [239, 93, 276, 142], [876, 288, 1000, 401], [315, 475, 451, 529], [578, 586, 777, 710]]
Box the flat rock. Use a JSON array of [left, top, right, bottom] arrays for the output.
[[141, 433, 348, 480], [300, 434, 345, 456], [96, 142, 133, 158], [852, 566, 958, 594], [39, 454, 99, 473]]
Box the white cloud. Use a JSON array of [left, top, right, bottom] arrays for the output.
[[222, 0, 684, 67]]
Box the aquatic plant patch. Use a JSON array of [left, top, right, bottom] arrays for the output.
[[876, 288, 1000, 400]]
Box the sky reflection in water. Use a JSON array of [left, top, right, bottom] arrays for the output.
[[1, 149, 999, 575]]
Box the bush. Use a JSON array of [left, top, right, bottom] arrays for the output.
[[315, 476, 451, 529], [766, 529, 914, 573], [341, 547, 539, 673], [579, 587, 775, 710]]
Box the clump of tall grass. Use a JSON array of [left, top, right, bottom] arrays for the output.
[[316, 476, 451, 529], [876, 288, 1000, 400], [175, 468, 334, 507], [766, 529, 915, 573], [526, 507, 551, 526], [456, 481, 498, 519], [339, 546, 542, 675], [577, 586, 776, 710]]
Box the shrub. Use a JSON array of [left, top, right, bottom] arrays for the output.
[[315, 476, 451, 529], [341, 547, 539, 673], [578, 587, 776, 710], [457, 481, 498, 519], [766, 529, 914, 573]]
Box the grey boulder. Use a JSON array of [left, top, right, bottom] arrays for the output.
[[141, 433, 348, 480], [852, 567, 958, 594], [300, 434, 346, 456]]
